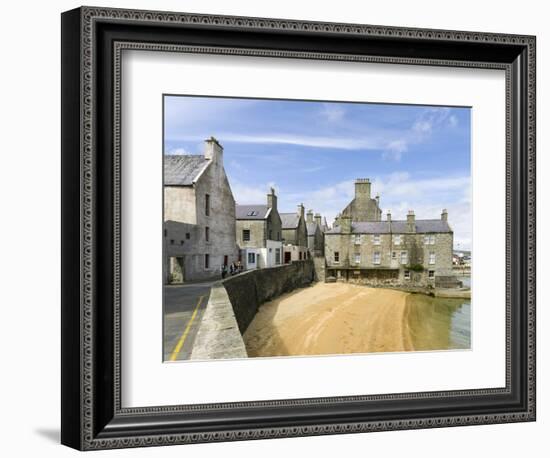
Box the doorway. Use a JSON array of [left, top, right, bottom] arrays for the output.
[[169, 256, 184, 284]]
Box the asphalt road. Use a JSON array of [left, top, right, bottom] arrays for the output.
[[163, 282, 213, 361]]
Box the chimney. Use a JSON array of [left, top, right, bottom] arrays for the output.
[[267, 187, 277, 210], [375, 194, 380, 204], [306, 209, 314, 223], [334, 213, 341, 227], [407, 210, 416, 233], [297, 203, 305, 220], [386, 211, 391, 222], [354, 178, 371, 199], [340, 215, 352, 234], [314, 213, 322, 226], [441, 208, 448, 222], [204, 137, 223, 165]]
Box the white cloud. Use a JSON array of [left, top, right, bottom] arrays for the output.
[[383, 139, 408, 161], [169, 132, 381, 151], [448, 114, 459, 127], [231, 180, 275, 205], [165, 147, 191, 155], [275, 173, 471, 249], [320, 104, 345, 122]]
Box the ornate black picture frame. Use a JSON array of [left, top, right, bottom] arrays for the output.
[[61, 6, 536, 450]]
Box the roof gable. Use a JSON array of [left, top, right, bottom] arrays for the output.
[[280, 213, 300, 229], [235, 204, 270, 220], [164, 155, 210, 186]]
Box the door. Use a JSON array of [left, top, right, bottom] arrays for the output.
[[284, 251, 291, 264], [223, 255, 228, 266]]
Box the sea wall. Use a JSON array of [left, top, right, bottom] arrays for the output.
[[190, 283, 248, 360], [223, 259, 315, 333], [190, 259, 315, 360]]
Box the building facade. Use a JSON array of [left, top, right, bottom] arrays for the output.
[[235, 188, 283, 270], [164, 138, 239, 283], [325, 179, 455, 287], [280, 204, 309, 263], [306, 210, 325, 256]]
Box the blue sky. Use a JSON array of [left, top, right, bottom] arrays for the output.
[[164, 96, 471, 250]]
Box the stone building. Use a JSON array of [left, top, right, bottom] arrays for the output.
[[164, 138, 239, 283], [280, 204, 309, 263], [235, 188, 283, 270], [325, 178, 455, 287], [340, 178, 382, 222], [306, 210, 325, 256]]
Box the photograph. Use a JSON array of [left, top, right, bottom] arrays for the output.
[[162, 95, 472, 361]]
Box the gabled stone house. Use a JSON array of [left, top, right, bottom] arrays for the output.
[[280, 204, 309, 263], [325, 178, 456, 287], [306, 210, 325, 256], [163, 138, 239, 283], [235, 188, 283, 270]]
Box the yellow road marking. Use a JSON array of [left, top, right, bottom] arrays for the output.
[[169, 295, 205, 361]]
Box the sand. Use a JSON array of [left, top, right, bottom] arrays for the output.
[[243, 282, 414, 357]]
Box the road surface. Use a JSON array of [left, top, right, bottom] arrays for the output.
[[163, 282, 213, 361]]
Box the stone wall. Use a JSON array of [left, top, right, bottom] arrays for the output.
[[222, 259, 315, 334], [190, 283, 248, 360], [189, 259, 315, 360], [313, 256, 326, 282]]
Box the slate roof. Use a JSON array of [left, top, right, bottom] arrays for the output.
[[280, 213, 300, 229], [326, 219, 452, 234], [164, 155, 210, 186], [306, 222, 319, 235], [235, 205, 270, 220]]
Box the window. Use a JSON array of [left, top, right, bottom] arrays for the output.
[[429, 252, 436, 264], [180, 240, 184, 245], [394, 234, 402, 245], [277, 232, 280, 241], [373, 234, 381, 245], [269, 230, 273, 240], [204, 254, 210, 269], [404, 270, 411, 280], [248, 252, 255, 264], [205, 194, 210, 216], [373, 251, 381, 264], [354, 234, 361, 245], [424, 234, 435, 245], [400, 251, 408, 265], [428, 270, 435, 278], [243, 229, 251, 241], [246, 210, 258, 216], [185, 232, 190, 240], [163, 229, 167, 237], [205, 226, 210, 242], [392, 251, 397, 259], [170, 239, 174, 245], [275, 248, 281, 265], [334, 251, 340, 263], [354, 253, 361, 264]]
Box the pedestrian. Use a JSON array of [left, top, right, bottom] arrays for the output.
[[221, 264, 227, 279]]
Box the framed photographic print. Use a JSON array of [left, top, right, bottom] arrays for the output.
[[61, 6, 536, 450]]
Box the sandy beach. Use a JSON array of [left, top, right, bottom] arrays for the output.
[[243, 282, 415, 357]]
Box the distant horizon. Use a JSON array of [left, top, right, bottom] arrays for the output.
[[164, 95, 471, 250]]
